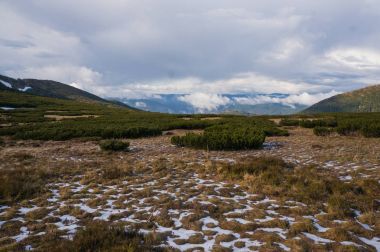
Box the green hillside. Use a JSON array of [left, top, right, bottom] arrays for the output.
[[0, 74, 134, 109], [303, 84, 380, 113]]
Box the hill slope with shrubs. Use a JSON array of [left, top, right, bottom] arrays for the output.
[[0, 74, 133, 109], [303, 84, 380, 113]]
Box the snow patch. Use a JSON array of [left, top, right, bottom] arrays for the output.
[[358, 236, 380, 251], [18, 86, 32, 92], [0, 107, 15, 110], [0, 80, 12, 88]]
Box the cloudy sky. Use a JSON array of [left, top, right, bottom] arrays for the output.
[[1, 0, 380, 108]]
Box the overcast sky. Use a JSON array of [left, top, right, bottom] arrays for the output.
[[1, 0, 380, 105]]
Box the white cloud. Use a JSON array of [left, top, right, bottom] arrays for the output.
[[234, 90, 341, 107], [1, 0, 380, 101], [178, 93, 231, 112], [5, 65, 103, 90], [0, 3, 83, 69], [97, 72, 324, 99], [326, 48, 380, 70], [135, 101, 147, 108]]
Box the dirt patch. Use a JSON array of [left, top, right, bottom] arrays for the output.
[[44, 115, 100, 120]]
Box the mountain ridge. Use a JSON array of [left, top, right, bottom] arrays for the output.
[[303, 84, 380, 113], [0, 74, 134, 109]]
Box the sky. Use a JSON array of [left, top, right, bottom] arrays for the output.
[[1, 0, 380, 109]]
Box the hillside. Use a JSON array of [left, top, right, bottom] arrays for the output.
[[0, 74, 133, 109], [303, 84, 380, 113]]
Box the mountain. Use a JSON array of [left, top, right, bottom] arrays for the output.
[[116, 94, 307, 115], [303, 84, 380, 113], [0, 74, 134, 109]]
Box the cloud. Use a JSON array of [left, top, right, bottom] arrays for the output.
[[5, 65, 103, 91], [134, 101, 147, 109], [178, 93, 231, 112], [1, 0, 380, 101], [325, 48, 380, 70], [234, 90, 341, 107], [93, 72, 326, 99]]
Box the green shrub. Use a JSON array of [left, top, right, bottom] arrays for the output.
[[313, 126, 334, 136], [361, 122, 380, 137], [279, 119, 300, 126], [171, 125, 266, 150], [299, 118, 337, 128], [99, 139, 130, 151], [336, 117, 380, 137]]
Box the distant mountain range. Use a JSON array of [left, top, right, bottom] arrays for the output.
[[0, 74, 133, 109], [115, 94, 308, 115], [2, 74, 379, 115], [303, 84, 380, 113]]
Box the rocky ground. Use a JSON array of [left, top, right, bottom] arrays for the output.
[[0, 128, 379, 251]]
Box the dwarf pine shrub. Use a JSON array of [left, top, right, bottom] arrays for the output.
[[313, 126, 334, 136], [171, 125, 266, 150], [99, 139, 130, 151]]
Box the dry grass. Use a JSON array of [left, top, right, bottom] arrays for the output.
[[0, 128, 379, 251]]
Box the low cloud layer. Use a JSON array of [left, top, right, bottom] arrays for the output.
[[178, 93, 231, 112], [1, 0, 380, 106], [234, 91, 341, 107], [177, 91, 340, 112]]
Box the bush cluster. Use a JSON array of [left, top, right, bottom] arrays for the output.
[[171, 125, 266, 150], [279, 119, 300, 126], [99, 139, 130, 151], [337, 118, 380, 137], [299, 118, 337, 128], [279, 114, 380, 138], [313, 126, 335, 136]]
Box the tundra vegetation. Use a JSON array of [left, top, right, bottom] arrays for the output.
[[279, 113, 380, 138], [0, 89, 380, 251]]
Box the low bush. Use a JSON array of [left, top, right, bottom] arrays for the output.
[[313, 126, 334, 136], [337, 117, 380, 137], [279, 119, 300, 126], [360, 122, 380, 137], [99, 139, 130, 151], [171, 125, 266, 150], [299, 118, 337, 128]]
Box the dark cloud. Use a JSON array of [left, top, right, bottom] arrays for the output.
[[1, 0, 380, 101]]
